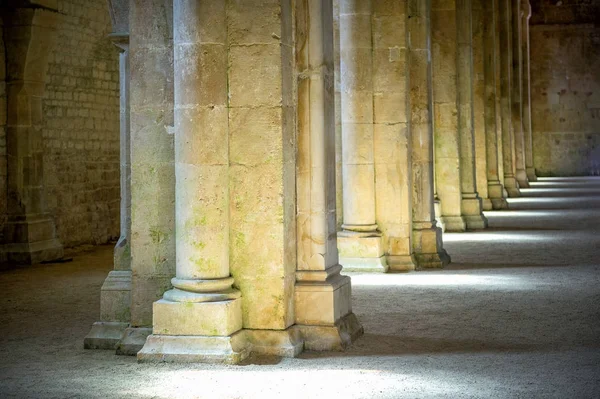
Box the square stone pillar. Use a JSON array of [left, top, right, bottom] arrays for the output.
[[84, 0, 132, 350], [123, 0, 176, 355], [481, 0, 509, 209], [472, 0, 493, 211], [456, 0, 488, 230], [431, 0, 467, 232], [295, 0, 363, 350], [511, 0, 529, 188], [1, 7, 64, 264], [407, 0, 451, 269], [498, 0, 521, 197], [521, 0, 537, 182], [369, 1, 416, 271]]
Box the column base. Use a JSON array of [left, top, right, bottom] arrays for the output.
[[84, 322, 129, 350], [296, 312, 364, 351], [1, 216, 64, 264], [526, 167, 537, 182], [1, 239, 64, 265], [491, 197, 509, 209], [116, 327, 152, 356], [386, 254, 416, 272], [295, 273, 352, 325], [488, 182, 509, 209], [412, 225, 451, 269], [461, 197, 488, 230], [113, 236, 130, 271], [138, 331, 249, 364], [481, 198, 493, 211], [244, 328, 304, 357], [434, 198, 445, 232], [516, 169, 530, 188], [441, 215, 467, 232], [337, 233, 388, 272], [504, 176, 521, 197], [100, 270, 131, 322]]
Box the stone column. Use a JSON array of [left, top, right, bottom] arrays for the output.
[[521, 0, 537, 182], [498, 0, 520, 197], [295, 0, 363, 350], [408, 0, 450, 269], [432, 0, 466, 232], [371, 0, 415, 271], [84, 4, 132, 349], [471, 0, 492, 211], [122, 0, 175, 355], [138, 0, 245, 364], [482, 0, 508, 209], [494, 0, 507, 197], [338, 0, 387, 272], [512, 0, 529, 187], [1, 6, 64, 264], [456, 0, 488, 229]]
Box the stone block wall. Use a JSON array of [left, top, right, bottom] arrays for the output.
[[42, 0, 120, 246], [530, 1, 600, 176], [0, 23, 7, 245]]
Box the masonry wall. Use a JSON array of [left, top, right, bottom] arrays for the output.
[[530, 1, 600, 176], [42, 0, 120, 247], [0, 22, 7, 241]]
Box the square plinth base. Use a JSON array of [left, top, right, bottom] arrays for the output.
[[441, 215, 467, 232], [100, 270, 131, 323], [295, 275, 352, 325], [153, 297, 243, 336], [413, 227, 451, 269], [84, 322, 129, 350], [116, 327, 152, 356], [387, 254, 416, 272], [338, 235, 387, 272], [138, 332, 249, 364], [296, 312, 364, 351], [244, 328, 304, 357]]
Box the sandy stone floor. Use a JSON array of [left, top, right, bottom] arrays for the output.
[[1, 177, 599, 398]]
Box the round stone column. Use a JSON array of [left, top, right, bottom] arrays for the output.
[[138, 0, 246, 364], [338, 0, 387, 272]]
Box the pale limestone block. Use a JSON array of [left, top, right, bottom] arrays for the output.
[[295, 275, 352, 325], [100, 270, 132, 323], [228, 44, 282, 108], [229, 107, 284, 166], [176, 107, 228, 164], [234, 276, 295, 330], [244, 328, 303, 357], [339, 14, 372, 48], [341, 163, 376, 225], [338, 235, 384, 258], [175, 165, 229, 280], [138, 332, 248, 364], [340, 91, 374, 123], [226, 1, 282, 45], [373, 92, 407, 124], [341, 123, 374, 164], [174, 44, 227, 107], [84, 322, 129, 350], [153, 298, 242, 336]]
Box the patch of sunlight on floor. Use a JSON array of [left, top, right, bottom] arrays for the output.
[[442, 232, 552, 242], [350, 273, 524, 288]]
